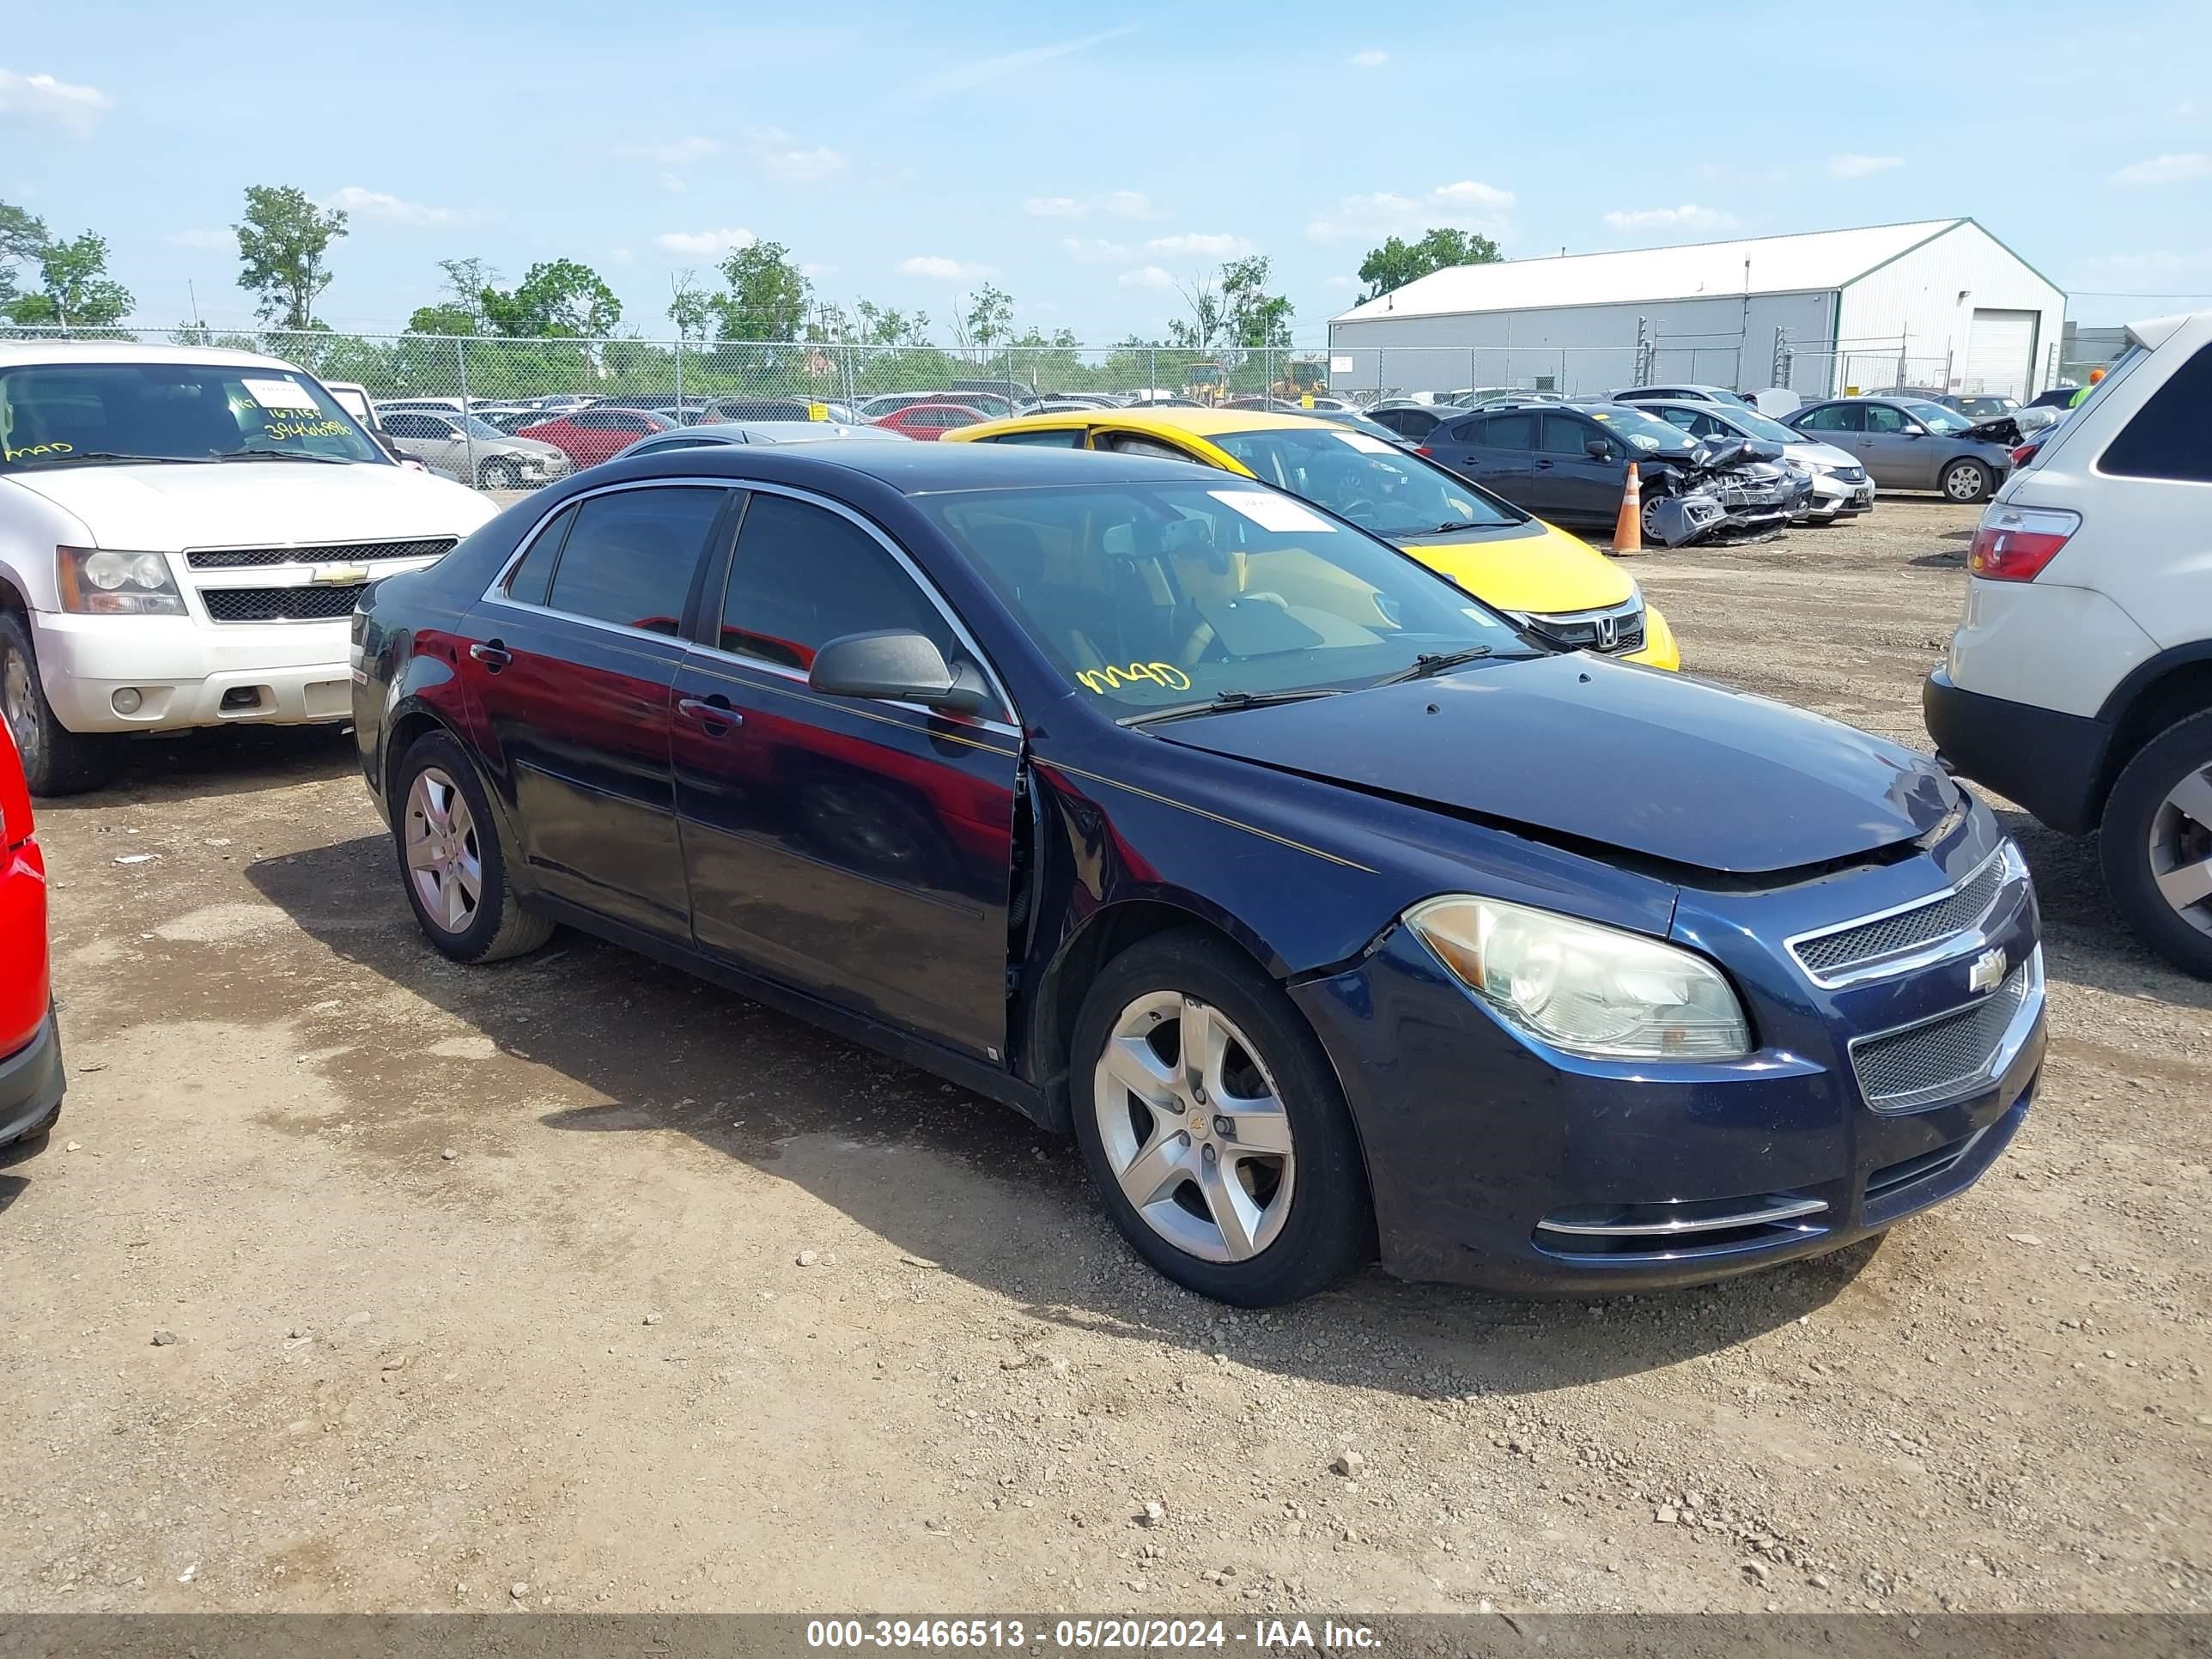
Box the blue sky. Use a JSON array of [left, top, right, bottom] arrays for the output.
[[8, 0, 2211, 342]]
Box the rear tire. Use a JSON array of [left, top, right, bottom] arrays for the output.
[[1942, 459, 1993, 503], [1069, 928, 1372, 1306], [2100, 709, 2212, 978], [0, 611, 116, 797], [392, 731, 554, 964]]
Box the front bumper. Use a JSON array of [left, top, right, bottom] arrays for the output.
[[1924, 665, 2109, 836], [33, 611, 356, 733], [0, 1006, 65, 1147], [1291, 842, 2041, 1292]]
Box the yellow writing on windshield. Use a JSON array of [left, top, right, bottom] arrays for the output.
[[3, 440, 74, 461], [263, 418, 348, 441], [1077, 662, 1194, 696]]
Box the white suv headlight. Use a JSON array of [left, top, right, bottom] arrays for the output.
[[57, 546, 187, 617], [1406, 895, 1752, 1060]]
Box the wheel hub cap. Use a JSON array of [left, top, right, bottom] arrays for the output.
[[1091, 992, 1296, 1263], [2149, 764, 2212, 937], [403, 767, 484, 935]]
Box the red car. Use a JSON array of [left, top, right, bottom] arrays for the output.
[[515, 407, 681, 469], [869, 403, 984, 441], [1, 719, 64, 1151]]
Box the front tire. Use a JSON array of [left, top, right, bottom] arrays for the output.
[[2100, 709, 2212, 977], [1069, 928, 1372, 1306], [0, 611, 115, 797], [1942, 459, 1993, 502], [392, 731, 554, 963], [480, 457, 523, 491]]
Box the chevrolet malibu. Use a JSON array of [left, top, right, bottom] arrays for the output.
[[352, 443, 2045, 1305]]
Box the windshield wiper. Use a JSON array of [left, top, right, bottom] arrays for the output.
[[1120, 687, 1345, 727], [1369, 645, 1494, 687], [212, 449, 351, 464], [8, 451, 212, 466]]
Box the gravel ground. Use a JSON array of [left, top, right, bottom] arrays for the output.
[[1, 497, 2206, 1616]]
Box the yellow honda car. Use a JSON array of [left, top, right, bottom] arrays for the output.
[[945, 405, 1678, 669]]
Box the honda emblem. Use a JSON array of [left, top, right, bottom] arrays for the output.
[[1593, 615, 1620, 651], [1966, 946, 2007, 994]]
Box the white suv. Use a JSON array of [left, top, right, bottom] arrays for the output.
[[0, 343, 494, 794], [1924, 310, 2212, 974]]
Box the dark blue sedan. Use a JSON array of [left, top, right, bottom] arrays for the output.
[[349, 441, 2044, 1305]]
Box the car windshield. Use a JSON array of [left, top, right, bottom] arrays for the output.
[[1720, 408, 1808, 446], [1955, 397, 2018, 416], [1589, 406, 1698, 453], [1902, 400, 1975, 434], [1209, 426, 1525, 537], [459, 416, 509, 441], [921, 480, 1538, 715], [0, 361, 386, 471]]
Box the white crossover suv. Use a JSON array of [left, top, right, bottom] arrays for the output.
[[0, 343, 495, 793], [1925, 310, 2212, 975]]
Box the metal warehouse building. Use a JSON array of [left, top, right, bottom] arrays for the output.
[[1326, 218, 2065, 403]]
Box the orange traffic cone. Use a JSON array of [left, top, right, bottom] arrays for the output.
[[1613, 463, 1643, 556]]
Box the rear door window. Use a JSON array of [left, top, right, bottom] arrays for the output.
[[983, 427, 1085, 447], [1476, 411, 1539, 450], [2100, 342, 2212, 483], [543, 486, 727, 635]]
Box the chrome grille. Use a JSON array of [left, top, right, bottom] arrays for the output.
[[1850, 962, 2033, 1113], [186, 538, 455, 571], [1793, 851, 2006, 981], [1519, 599, 1645, 657], [201, 584, 367, 623]]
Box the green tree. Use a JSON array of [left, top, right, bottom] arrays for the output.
[[853, 299, 933, 349], [404, 301, 481, 336], [8, 230, 133, 327], [1222, 255, 1292, 349], [954, 283, 1014, 362], [0, 201, 49, 310], [1356, 228, 1498, 303], [481, 259, 622, 338], [235, 185, 349, 328], [667, 270, 713, 343], [708, 240, 811, 341]]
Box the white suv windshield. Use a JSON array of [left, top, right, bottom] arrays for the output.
[[0, 362, 386, 471]]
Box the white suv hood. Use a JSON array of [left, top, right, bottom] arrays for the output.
[[6, 460, 495, 551]]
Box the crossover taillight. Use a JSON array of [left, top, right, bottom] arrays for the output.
[[1413, 446, 1433, 457], [1968, 504, 2080, 582]]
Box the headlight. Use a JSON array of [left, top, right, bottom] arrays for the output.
[[57, 546, 186, 617], [1405, 895, 1751, 1060]]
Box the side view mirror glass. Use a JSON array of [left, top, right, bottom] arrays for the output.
[[1585, 440, 1613, 461], [810, 629, 988, 715]]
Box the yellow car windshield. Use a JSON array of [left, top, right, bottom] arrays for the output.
[[1209, 427, 1524, 539]]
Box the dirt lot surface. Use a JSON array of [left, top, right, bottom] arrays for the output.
[[3, 498, 2206, 1617]]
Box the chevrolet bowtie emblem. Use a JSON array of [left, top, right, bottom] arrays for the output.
[[1967, 946, 2007, 994], [312, 563, 369, 585]]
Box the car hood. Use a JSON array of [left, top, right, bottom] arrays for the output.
[[1396, 518, 1635, 615], [1157, 653, 1960, 875], [488, 436, 566, 460], [1782, 440, 1860, 468], [4, 460, 494, 551]]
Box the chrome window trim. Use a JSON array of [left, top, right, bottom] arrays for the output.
[[1846, 945, 2045, 1115], [478, 473, 1021, 732], [1785, 842, 2021, 990]]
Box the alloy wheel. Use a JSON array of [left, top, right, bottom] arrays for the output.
[[0, 641, 40, 779], [1943, 462, 1985, 501], [2148, 763, 2212, 938], [1091, 991, 1296, 1262], [404, 766, 483, 934]]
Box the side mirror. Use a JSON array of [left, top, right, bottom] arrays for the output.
[[1902, 424, 1927, 437], [1585, 439, 1613, 461], [810, 629, 988, 715]]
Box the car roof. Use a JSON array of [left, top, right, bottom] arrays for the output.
[[0, 340, 312, 373], [641, 421, 897, 443], [601, 435, 1213, 495]]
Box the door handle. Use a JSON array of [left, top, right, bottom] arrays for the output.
[[678, 696, 742, 732], [1534, 459, 1555, 469], [469, 641, 513, 671]]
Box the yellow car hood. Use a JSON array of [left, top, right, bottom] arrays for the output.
[[1400, 519, 1632, 616]]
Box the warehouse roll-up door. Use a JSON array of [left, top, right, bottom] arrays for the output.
[[1964, 309, 2037, 398]]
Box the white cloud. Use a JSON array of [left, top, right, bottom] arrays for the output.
[[607, 247, 635, 265], [324, 186, 465, 227], [1062, 236, 1135, 264], [913, 25, 1138, 100], [1349, 49, 1389, 68], [0, 68, 111, 137], [620, 135, 720, 167], [1024, 190, 1156, 220], [1322, 274, 1357, 289], [900, 255, 996, 280], [2112, 152, 2212, 187], [1306, 179, 1516, 244], [1146, 232, 1254, 258], [1827, 153, 1903, 180], [167, 228, 232, 251], [1602, 204, 1740, 234], [655, 227, 757, 256], [659, 173, 686, 194], [1118, 265, 1178, 290], [749, 126, 849, 184]]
